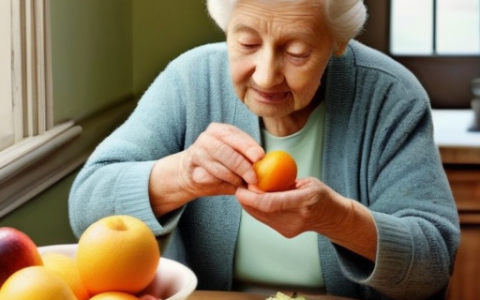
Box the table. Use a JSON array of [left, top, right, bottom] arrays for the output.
[[187, 290, 355, 300], [431, 109, 480, 164]]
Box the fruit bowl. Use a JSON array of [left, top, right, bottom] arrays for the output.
[[38, 244, 197, 300]]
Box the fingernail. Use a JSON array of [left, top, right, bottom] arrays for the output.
[[244, 170, 258, 185], [246, 147, 264, 162]]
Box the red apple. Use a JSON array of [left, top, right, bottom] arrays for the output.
[[0, 227, 43, 287]]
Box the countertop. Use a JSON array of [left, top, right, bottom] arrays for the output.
[[431, 109, 480, 164]]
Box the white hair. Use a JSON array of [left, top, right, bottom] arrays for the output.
[[206, 0, 367, 46]]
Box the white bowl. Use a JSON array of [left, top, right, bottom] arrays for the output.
[[38, 244, 197, 300]]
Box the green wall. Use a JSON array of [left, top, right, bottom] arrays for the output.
[[0, 173, 78, 246], [132, 0, 224, 98], [50, 0, 134, 124], [0, 1, 225, 246]]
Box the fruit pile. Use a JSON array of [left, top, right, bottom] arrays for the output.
[[0, 215, 160, 300]]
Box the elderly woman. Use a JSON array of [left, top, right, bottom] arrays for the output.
[[69, 0, 460, 299]]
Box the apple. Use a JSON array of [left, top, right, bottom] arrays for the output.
[[0, 227, 43, 287]]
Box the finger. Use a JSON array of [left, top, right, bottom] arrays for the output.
[[189, 139, 246, 185], [196, 126, 262, 184], [193, 154, 245, 187], [192, 167, 237, 195], [236, 187, 277, 213], [247, 184, 265, 194], [210, 142, 258, 184], [208, 123, 265, 163], [192, 167, 217, 184], [236, 185, 308, 212]]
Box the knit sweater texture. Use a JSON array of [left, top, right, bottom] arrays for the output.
[[69, 41, 460, 300]]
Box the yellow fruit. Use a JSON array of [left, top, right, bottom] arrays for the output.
[[89, 291, 140, 300], [41, 252, 90, 300], [0, 266, 77, 300], [253, 150, 298, 192], [76, 215, 160, 295]]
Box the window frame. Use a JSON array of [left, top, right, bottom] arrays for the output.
[[0, 0, 14, 151], [0, 0, 81, 218], [389, 0, 480, 57], [11, 0, 54, 141]]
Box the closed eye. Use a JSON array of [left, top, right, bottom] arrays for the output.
[[287, 52, 310, 58], [287, 51, 311, 62], [285, 41, 312, 61], [240, 43, 260, 49], [286, 50, 311, 65]]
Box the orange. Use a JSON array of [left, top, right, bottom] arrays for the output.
[[253, 150, 297, 192], [89, 291, 140, 300], [0, 266, 77, 300], [41, 252, 90, 300], [76, 215, 160, 295]]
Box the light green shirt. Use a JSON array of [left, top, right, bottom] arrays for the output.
[[234, 101, 326, 293]]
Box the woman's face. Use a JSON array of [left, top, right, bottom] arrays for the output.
[[227, 0, 334, 135]]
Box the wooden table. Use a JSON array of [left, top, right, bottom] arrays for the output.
[[187, 290, 355, 300]]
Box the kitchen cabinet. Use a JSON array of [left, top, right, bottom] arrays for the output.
[[445, 165, 480, 300], [432, 109, 480, 300]]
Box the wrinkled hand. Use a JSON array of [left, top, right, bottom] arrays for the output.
[[236, 177, 378, 261], [236, 177, 348, 238], [181, 123, 264, 198]]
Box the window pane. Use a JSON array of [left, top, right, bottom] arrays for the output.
[[0, 0, 14, 151], [437, 0, 480, 54], [391, 0, 434, 55]]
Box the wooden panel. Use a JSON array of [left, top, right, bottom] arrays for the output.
[[445, 165, 480, 300], [440, 147, 480, 165], [445, 168, 480, 212], [449, 226, 480, 300], [459, 213, 480, 225]]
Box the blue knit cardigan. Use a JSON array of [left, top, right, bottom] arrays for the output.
[[69, 41, 460, 300]]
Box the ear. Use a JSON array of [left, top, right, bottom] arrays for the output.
[[333, 41, 348, 56]]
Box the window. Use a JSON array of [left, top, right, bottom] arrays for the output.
[[390, 0, 480, 55], [0, 1, 14, 152], [1, 0, 54, 155], [0, 0, 81, 217]]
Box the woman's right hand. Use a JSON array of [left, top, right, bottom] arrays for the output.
[[149, 123, 264, 217], [182, 123, 264, 196]]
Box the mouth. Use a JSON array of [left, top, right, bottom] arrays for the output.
[[252, 88, 290, 103]]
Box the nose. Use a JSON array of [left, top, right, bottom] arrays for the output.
[[252, 47, 283, 89]]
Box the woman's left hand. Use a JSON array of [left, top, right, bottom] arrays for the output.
[[236, 177, 346, 237], [235, 177, 377, 261]]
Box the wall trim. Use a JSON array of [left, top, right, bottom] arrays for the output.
[[0, 97, 136, 218]]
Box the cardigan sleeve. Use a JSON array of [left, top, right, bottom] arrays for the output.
[[68, 55, 190, 238], [326, 68, 460, 299], [321, 42, 460, 299], [68, 42, 236, 239]]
